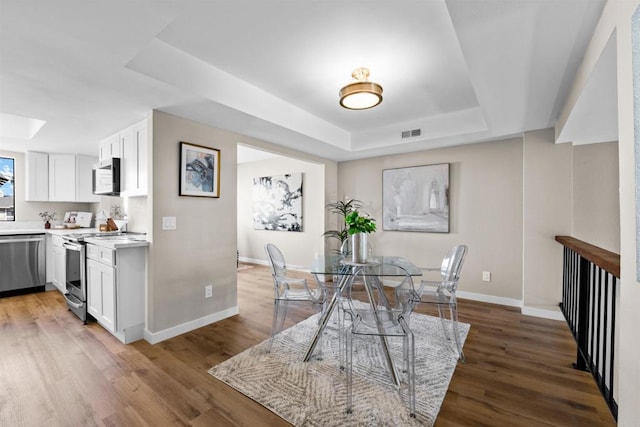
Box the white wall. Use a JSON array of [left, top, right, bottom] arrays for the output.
[[238, 156, 325, 268], [613, 0, 640, 424]]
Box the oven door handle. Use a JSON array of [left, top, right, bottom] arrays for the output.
[[64, 293, 84, 309], [62, 242, 82, 251]]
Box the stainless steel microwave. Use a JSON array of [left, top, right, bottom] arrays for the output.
[[92, 158, 121, 196]]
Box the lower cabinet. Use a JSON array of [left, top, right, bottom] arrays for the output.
[[86, 243, 145, 343], [46, 234, 66, 293]]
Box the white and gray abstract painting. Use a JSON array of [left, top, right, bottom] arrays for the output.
[[383, 164, 449, 233], [253, 173, 303, 232]]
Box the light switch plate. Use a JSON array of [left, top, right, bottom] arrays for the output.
[[162, 216, 176, 230], [482, 271, 491, 282]]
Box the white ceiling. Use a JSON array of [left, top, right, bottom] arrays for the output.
[[0, 0, 610, 161]]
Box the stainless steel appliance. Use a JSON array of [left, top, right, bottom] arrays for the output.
[[0, 233, 45, 296], [61, 233, 92, 322], [92, 157, 121, 196]]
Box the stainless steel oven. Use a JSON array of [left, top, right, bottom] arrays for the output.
[[62, 236, 88, 322]]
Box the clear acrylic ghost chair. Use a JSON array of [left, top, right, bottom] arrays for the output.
[[264, 243, 327, 353], [414, 245, 468, 361], [342, 263, 418, 417]]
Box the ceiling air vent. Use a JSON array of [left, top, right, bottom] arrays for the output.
[[401, 128, 422, 139]]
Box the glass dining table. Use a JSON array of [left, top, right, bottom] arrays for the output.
[[305, 255, 423, 386]]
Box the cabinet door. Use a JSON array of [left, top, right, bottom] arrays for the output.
[[75, 154, 100, 202], [99, 133, 121, 162], [52, 245, 66, 292], [120, 125, 134, 194], [86, 258, 116, 332], [26, 151, 49, 201], [86, 259, 102, 319], [132, 120, 147, 196], [49, 154, 76, 201]]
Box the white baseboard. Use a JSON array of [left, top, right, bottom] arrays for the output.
[[237, 261, 563, 321], [521, 305, 565, 321], [144, 305, 239, 344], [456, 290, 523, 308], [239, 256, 307, 271]]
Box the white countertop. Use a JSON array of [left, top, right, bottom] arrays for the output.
[[0, 229, 47, 235], [84, 235, 149, 249], [0, 228, 148, 249]]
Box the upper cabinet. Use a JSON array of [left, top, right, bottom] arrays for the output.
[[25, 151, 49, 201], [99, 119, 147, 197], [26, 151, 99, 202], [98, 133, 121, 162], [49, 154, 76, 201]]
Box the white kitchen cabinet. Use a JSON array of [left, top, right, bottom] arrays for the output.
[[98, 133, 121, 162], [87, 257, 116, 332], [76, 154, 100, 202], [47, 235, 66, 293], [49, 154, 76, 202], [25, 151, 49, 201], [86, 243, 145, 343], [45, 153, 99, 202], [121, 119, 147, 197]]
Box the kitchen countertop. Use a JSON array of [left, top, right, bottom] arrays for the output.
[[84, 235, 149, 249], [0, 228, 149, 249]]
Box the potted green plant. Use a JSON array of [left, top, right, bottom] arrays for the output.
[[322, 198, 364, 249], [345, 210, 376, 263]]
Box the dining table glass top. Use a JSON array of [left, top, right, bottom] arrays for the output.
[[309, 255, 423, 276]]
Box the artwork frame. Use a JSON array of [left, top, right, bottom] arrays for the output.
[[252, 173, 303, 232], [179, 141, 220, 198], [382, 163, 450, 233]]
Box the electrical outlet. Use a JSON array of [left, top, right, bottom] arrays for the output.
[[205, 284, 213, 298], [482, 271, 491, 282]]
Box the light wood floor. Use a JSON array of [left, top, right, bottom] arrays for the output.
[[0, 264, 615, 426]]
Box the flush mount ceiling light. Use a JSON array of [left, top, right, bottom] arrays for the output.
[[339, 68, 383, 110]]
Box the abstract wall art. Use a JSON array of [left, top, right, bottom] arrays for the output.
[[382, 163, 450, 233], [252, 173, 303, 231]]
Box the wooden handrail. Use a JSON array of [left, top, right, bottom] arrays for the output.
[[555, 236, 620, 278]]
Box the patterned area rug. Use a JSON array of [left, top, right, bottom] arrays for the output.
[[208, 311, 469, 426]]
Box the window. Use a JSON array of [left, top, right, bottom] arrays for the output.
[[0, 157, 15, 221]]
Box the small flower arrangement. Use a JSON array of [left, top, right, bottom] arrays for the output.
[[345, 210, 376, 234], [39, 211, 56, 222]]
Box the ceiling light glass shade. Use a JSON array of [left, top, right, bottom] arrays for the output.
[[339, 68, 383, 110]]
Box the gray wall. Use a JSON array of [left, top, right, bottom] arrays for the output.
[[147, 111, 239, 334], [336, 129, 618, 311], [572, 141, 620, 253], [338, 136, 525, 301]]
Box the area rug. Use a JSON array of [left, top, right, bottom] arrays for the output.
[[208, 311, 469, 426]]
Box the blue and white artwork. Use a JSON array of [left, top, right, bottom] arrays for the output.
[[253, 173, 303, 232]]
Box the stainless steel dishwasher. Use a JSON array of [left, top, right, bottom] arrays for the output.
[[0, 233, 46, 295]]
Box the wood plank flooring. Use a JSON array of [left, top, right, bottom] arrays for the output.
[[0, 264, 615, 426]]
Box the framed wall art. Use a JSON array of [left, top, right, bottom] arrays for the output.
[[179, 141, 220, 198], [382, 163, 449, 233], [252, 172, 303, 232]]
